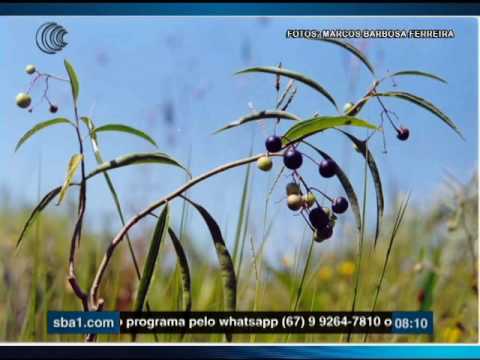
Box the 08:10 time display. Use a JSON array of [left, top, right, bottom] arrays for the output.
[[307, 315, 430, 329]]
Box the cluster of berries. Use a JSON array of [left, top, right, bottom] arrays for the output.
[[257, 134, 350, 243], [15, 65, 59, 114]]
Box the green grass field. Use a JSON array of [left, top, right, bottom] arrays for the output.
[[1, 171, 476, 343]]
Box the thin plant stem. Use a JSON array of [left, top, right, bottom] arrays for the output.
[[346, 140, 370, 343], [285, 236, 315, 342], [363, 193, 410, 342]]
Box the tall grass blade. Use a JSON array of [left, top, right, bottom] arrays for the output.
[[232, 152, 252, 274], [133, 203, 170, 312], [182, 196, 236, 342], [347, 141, 370, 342], [363, 193, 410, 342]]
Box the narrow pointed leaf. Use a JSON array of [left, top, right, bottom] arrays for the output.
[[182, 196, 236, 342], [386, 70, 447, 84], [92, 124, 158, 147], [134, 203, 170, 312], [303, 141, 362, 234], [16, 186, 61, 248], [337, 129, 384, 245], [372, 91, 463, 139], [236, 66, 338, 111], [64, 60, 79, 102], [168, 228, 192, 313], [15, 118, 74, 152], [86, 152, 191, 179], [313, 38, 375, 75], [214, 110, 301, 134], [282, 116, 378, 146], [57, 154, 83, 205]]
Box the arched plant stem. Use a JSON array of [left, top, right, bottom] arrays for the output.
[[89, 152, 282, 307]]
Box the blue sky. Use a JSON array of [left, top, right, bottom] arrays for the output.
[[0, 17, 477, 258]]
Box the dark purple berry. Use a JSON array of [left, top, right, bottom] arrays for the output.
[[283, 148, 303, 170], [308, 207, 329, 229], [319, 159, 336, 178], [265, 135, 282, 153], [397, 127, 409, 141], [332, 196, 349, 214], [49, 104, 58, 114], [314, 225, 333, 242]]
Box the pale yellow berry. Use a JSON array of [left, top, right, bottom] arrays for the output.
[[257, 156, 273, 172], [287, 194, 303, 211], [16, 92, 31, 109], [25, 64, 36, 75]]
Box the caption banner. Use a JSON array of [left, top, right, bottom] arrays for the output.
[[48, 311, 433, 335]]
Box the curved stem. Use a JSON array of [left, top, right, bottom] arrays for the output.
[[68, 91, 90, 315], [89, 152, 282, 306]]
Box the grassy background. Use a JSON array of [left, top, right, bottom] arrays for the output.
[[0, 169, 476, 343]]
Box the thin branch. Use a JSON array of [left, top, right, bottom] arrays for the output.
[[89, 152, 282, 306]]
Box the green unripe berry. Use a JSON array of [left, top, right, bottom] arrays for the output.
[[257, 156, 273, 172], [287, 194, 303, 211], [286, 182, 301, 196], [25, 64, 36, 75], [303, 192, 316, 208], [343, 102, 354, 114], [16, 92, 31, 109]]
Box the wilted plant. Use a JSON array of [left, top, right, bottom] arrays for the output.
[[14, 39, 463, 342]]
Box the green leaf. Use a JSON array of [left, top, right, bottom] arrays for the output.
[[372, 91, 463, 139], [64, 60, 80, 102], [337, 130, 384, 246], [282, 115, 378, 146], [236, 66, 338, 111], [303, 141, 362, 235], [214, 110, 301, 134], [15, 118, 74, 152], [168, 228, 192, 313], [57, 154, 83, 205], [182, 196, 236, 342], [16, 186, 61, 249], [86, 152, 191, 180], [133, 203, 170, 312], [312, 38, 375, 75], [385, 70, 447, 84], [92, 124, 158, 147]]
